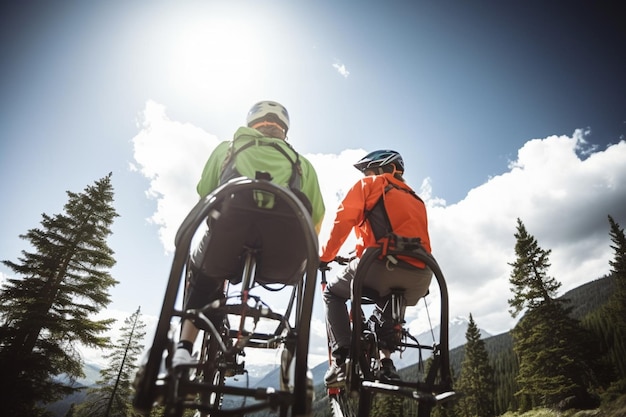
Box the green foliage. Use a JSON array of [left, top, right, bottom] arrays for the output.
[[603, 215, 626, 379], [606, 215, 626, 336], [508, 218, 561, 318], [0, 174, 119, 416], [74, 307, 147, 417], [455, 314, 496, 417], [449, 276, 618, 415], [371, 393, 404, 417], [513, 302, 598, 406], [583, 216, 626, 386], [508, 218, 599, 408]]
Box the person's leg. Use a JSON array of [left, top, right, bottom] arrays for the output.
[[173, 276, 224, 366], [323, 260, 357, 386], [371, 300, 401, 381], [323, 261, 356, 360], [173, 229, 224, 367]]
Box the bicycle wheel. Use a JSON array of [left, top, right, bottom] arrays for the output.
[[196, 328, 225, 417], [291, 268, 317, 417], [350, 295, 377, 417], [329, 389, 357, 417], [355, 333, 376, 417], [328, 329, 378, 417]]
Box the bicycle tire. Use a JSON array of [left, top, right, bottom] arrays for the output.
[[196, 328, 225, 416], [355, 331, 375, 417], [329, 390, 357, 417], [133, 251, 188, 415], [350, 277, 377, 417], [291, 268, 316, 417]]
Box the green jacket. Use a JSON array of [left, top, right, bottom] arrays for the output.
[[196, 127, 325, 233]]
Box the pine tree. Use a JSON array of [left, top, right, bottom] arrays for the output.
[[455, 314, 495, 417], [507, 218, 599, 409], [603, 215, 626, 380], [606, 216, 626, 334], [0, 174, 119, 416], [371, 393, 404, 417], [508, 218, 561, 318], [75, 307, 147, 417]]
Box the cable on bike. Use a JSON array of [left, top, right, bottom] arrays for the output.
[[422, 296, 436, 344]]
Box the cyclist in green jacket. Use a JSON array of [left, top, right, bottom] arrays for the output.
[[173, 101, 325, 367]]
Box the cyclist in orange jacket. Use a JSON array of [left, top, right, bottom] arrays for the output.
[[320, 149, 433, 387]]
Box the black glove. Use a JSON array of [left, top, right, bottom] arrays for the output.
[[319, 261, 329, 271]]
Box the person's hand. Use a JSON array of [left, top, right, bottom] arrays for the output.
[[318, 261, 329, 271], [335, 256, 350, 265]]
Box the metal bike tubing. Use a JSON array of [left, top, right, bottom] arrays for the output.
[[134, 178, 319, 417], [349, 245, 453, 417]]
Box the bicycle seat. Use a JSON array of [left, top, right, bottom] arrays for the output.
[[358, 255, 432, 306], [360, 286, 381, 304], [194, 178, 316, 286]]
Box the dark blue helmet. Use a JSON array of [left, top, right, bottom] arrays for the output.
[[353, 150, 404, 173]]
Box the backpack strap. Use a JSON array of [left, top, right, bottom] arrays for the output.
[[267, 141, 312, 213], [360, 184, 393, 240], [360, 181, 424, 242], [219, 139, 256, 184], [218, 136, 312, 213], [264, 141, 303, 191], [384, 181, 423, 203]]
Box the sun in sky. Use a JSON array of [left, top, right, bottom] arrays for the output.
[[169, 16, 263, 98]]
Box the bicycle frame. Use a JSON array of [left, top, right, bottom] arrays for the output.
[[322, 243, 456, 417], [133, 178, 319, 417]]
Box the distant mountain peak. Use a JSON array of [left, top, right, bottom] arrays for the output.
[[450, 316, 470, 326]]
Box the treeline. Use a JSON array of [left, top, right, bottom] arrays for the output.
[[434, 217, 623, 416], [446, 274, 618, 415]]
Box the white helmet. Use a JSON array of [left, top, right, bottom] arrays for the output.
[[246, 101, 290, 132]]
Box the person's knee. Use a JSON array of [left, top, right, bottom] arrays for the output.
[[323, 286, 347, 304], [322, 287, 334, 303], [184, 268, 224, 310]]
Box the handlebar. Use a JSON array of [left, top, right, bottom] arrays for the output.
[[318, 255, 357, 287], [318, 255, 356, 272]]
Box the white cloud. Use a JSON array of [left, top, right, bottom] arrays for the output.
[[428, 130, 626, 334], [332, 62, 350, 78], [131, 100, 219, 253], [131, 102, 626, 351], [306, 149, 363, 245]]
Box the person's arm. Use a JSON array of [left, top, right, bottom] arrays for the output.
[[320, 180, 367, 262], [301, 161, 326, 234], [196, 141, 230, 198]]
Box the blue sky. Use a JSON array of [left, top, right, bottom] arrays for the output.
[[1, 1, 625, 366]]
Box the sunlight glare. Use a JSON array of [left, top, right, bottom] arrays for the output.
[[171, 18, 265, 97]]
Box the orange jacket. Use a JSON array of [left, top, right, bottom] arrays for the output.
[[320, 173, 431, 268]]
